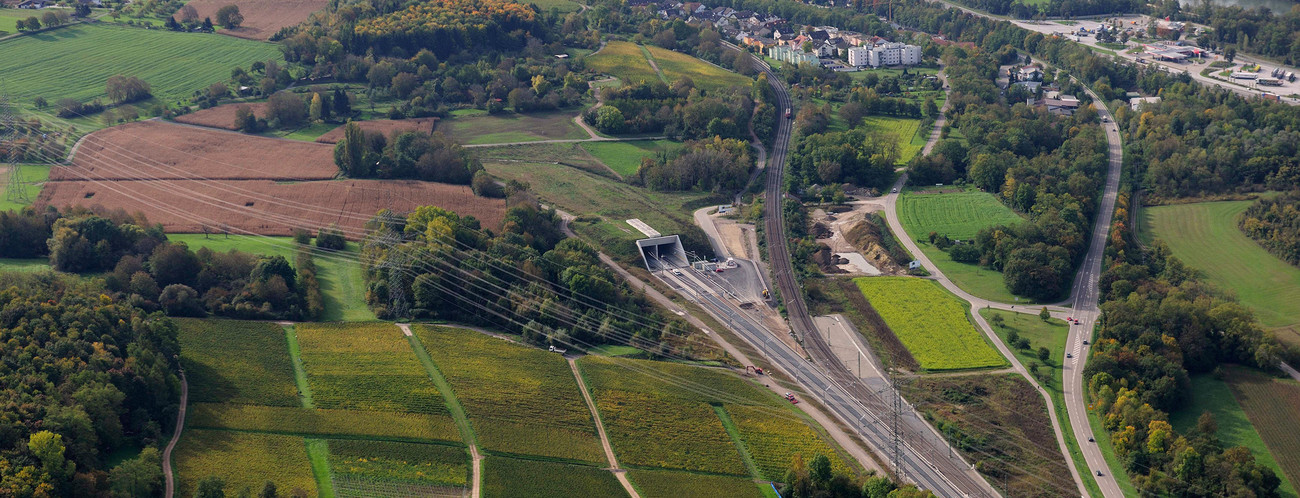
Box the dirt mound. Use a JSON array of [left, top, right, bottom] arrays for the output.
[[843, 216, 907, 275], [38, 179, 504, 238], [315, 118, 439, 144], [173, 103, 269, 131], [175, 0, 328, 41], [55, 121, 338, 181]]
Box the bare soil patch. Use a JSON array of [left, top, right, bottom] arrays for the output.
[[315, 118, 438, 144], [38, 179, 504, 237], [55, 121, 338, 181], [173, 103, 269, 131], [176, 0, 328, 41]]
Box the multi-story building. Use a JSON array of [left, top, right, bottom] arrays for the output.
[[867, 42, 921, 67], [768, 45, 820, 66], [847, 46, 871, 67]]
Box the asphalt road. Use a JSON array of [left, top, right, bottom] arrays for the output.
[[745, 50, 997, 496]]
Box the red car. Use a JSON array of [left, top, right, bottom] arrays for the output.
[[784, 393, 799, 404]]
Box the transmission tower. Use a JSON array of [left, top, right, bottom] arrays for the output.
[[1, 89, 27, 205], [381, 230, 410, 319], [890, 367, 905, 483]]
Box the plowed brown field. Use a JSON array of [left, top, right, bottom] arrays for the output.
[[315, 118, 438, 144], [173, 103, 269, 131], [56, 120, 338, 181], [38, 179, 504, 237], [175, 0, 328, 41]]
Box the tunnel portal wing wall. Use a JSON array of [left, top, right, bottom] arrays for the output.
[[637, 235, 688, 271]]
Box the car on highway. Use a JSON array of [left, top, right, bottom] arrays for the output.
[[671, 269, 682, 276], [1083, 339, 1089, 345], [715, 268, 724, 273], [1067, 353, 1073, 358]]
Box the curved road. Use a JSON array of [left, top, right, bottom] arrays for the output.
[[746, 48, 997, 496]]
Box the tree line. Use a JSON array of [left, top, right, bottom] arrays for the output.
[[584, 79, 756, 141], [1238, 191, 1300, 266], [333, 125, 488, 188], [634, 136, 755, 192]]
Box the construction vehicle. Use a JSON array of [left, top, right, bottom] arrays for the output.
[[548, 345, 567, 354], [746, 365, 765, 375], [762, 288, 770, 299]]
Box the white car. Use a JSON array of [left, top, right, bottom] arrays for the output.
[[891, 187, 898, 193]]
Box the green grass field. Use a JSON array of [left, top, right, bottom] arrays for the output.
[[413, 325, 604, 463], [176, 318, 300, 407], [0, 9, 31, 35], [587, 41, 663, 87], [1169, 372, 1296, 497], [482, 457, 627, 498], [437, 109, 587, 145], [0, 24, 281, 106], [898, 189, 1027, 303], [1225, 367, 1300, 493], [174, 430, 317, 498], [1139, 200, 1300, 335], [526, 0, 583, 11], [855, 277, 1006, 370], [629, 469, 766, 498], [0, 164, 50, 212], [578, 140, 683, 178], [643, 44, 753, 92], [864, 116, 926, 165], [0, 258, 49, 273]]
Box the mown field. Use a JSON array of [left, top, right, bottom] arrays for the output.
[[643, 44, 753, 92], [0, 164, 49, 212], [413, 325, 604, 462], [482, 457, 627, 498], [175, 318, 300, 406], [578, 140, 684, 178], [855, 277, 1006, 370], [1226, 367, 1300, 493], [437, 108, 587, 145], [1170, 370, 1297, 497], [0, 24, 281, 106], [526, 0, 584, 11], [174, 430, 317, 497], [587, 41, 664, 87], [898, 189, 1027, 302], [0, 10, 26, 34], [629, 469, 766, 498], [1139, 200, 1300, 345]]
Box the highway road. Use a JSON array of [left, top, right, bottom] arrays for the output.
[[743, 49, 998, 496]]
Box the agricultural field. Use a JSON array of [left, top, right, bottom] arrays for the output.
[[578, 356, 790, 476], [413, 325, 604, 462], [481, 457, 627, 498], [188, 403, 461, 442], [0, 24, 281, 107], [56, 121, 338, 181], [0, 9, 27, 35], [175, 318, 300, 406], [854, 277, 1006, 371], [437, 109, 587, 145], [327, 439, 470, 492], [37, 178, 506, 238], [643, 44, 753, 92], [724, 404, 851, 481], [587, 41, 664, 87], [898, 189, 1027, 302], [173, 430, 317, 497], [906, 374, 1076, 497], [628, 469, 767, 498], [176, 0, 329, 40], [295, 322, 449, 415], [1139, 200, 1300, 345], [1169, 371, 1296, 497], [0, 164, 50, 212], [578, 139, 683, 178], [483, 160, 713, 261], [1225, 367, 1300, 492], [173, 102, 269, 130], [315, 117, 438, 143]]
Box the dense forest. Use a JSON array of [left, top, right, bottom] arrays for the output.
[[0, 273, 180, 496], [635, 136, 755, 192], [1089, 192, 1285, 496], [0, 207, 324, 320], [584, 80, 755, 140], [1239, 192, 1300, 266], [359, 196, 704, 357]]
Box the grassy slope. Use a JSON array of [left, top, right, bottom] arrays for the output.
[[438, 109, 587, 145], [0, 164, 50, 212], [643, 44, 753, 92], [1169, 373, 1296, 498], [1139, 200, 1300, 338], [0, 258, 49, 272], [578, 140, 683, 178], [854, 277, 1006, 370], [0, 24, 281, 105], [897, 189, 1028, 303], [586, 41, 667, 87], [527, 0, 583, 11]]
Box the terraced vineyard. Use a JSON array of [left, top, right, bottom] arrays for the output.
[[327, 440, 471, 493], [296, 322, 449, 415], [188, 403, 460, 441], [175, 318, 300, 406], [855, 277, 1006, 370], [725, 404, 851, 481], [414, 325, 604, 462]]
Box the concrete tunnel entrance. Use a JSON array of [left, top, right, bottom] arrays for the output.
[[636, 235, 688, 271]]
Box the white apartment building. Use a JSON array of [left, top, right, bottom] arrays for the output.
[[847, 47, 871, 67], [867, 42, 921, 67]]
